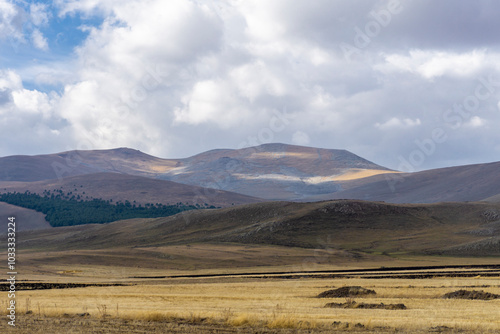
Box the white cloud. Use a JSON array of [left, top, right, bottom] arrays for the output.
[[236, 1, 287, 42], [30, 3, 50, 27], [12, 89, 53, 116], [377, 50, 490, 79], [54, 0, 119, 17], [31, 28, 48, 50], [0, 70, 22, 91], [292, 131, 310, 146], [0, 69, 65, 155], [0, 70, 56, 118], [174, 79, 256, 128], [0, 0, 24, 42], [375, 117, 421, 130], [229, 61, 288, 102], [175, 80, 235, 125], [464, 116, 486, 128], [2, 0, 500, 170]]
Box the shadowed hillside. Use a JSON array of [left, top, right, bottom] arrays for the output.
[[10, 200, 500, 269], [0, 172, 261, 208], [0, 202, 50, 231]]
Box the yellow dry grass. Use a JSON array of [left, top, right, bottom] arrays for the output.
[[332, 169, 400, 181], [249, 151, 320, 160], [3, 276, 499, 332]]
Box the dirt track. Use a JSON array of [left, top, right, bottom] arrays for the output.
[[0, 283, 128, 291], [131, 264, 500, 281]]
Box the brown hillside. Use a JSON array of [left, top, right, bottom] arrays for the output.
[[161, 143, 395, 200], [0, 202, 51, 231], [325, 161, 500, 204], [0, 172, 262, 207], [0, 148, 177, 181], [0, 144, 396, 201], [12, 200, 500, 257]]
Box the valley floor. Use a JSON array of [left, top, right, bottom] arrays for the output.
[[2, 266, 499, 333]]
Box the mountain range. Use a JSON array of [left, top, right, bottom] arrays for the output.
[[1, 143, 499, 267], [1, 143, 499, 206]]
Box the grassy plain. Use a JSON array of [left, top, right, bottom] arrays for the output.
[[1, 264, 500, 333]]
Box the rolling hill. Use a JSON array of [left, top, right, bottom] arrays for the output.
[[0, 148, 175, 181], [325, 161, 500, 203], [8, 200, 500, 271], [0, 172, 261, 208], [0, 202, 50, 231]]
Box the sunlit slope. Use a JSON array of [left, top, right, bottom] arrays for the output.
[[328, 161, 500, 204], [0, 144, 396, 201]]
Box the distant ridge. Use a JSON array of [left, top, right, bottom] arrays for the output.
[[1, 143, 499, 203], [0, 144, 396, 201], [327, 160, 500, 203]]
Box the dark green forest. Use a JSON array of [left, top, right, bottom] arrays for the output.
[[0, 190, 215, 227]]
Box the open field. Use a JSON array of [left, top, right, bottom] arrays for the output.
[[1, 265, 500, 333], [1, 199, 500, 332]]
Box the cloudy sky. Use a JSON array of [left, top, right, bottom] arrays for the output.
[[1, 0, 500, 171]]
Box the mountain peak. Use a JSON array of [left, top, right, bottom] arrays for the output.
[[0, 144, 395, 200]]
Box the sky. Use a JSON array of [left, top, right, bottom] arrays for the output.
[[1, 0, 500, 172]]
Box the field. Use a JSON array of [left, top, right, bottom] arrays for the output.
[[1, 263, 500, 333], [2, 199, 500, 333]]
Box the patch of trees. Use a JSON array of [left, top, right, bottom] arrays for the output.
[[0, 191, 215, 227]]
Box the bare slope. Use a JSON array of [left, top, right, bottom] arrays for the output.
[[0, 202, 50, 231], [13, 200, 500, 258], [4, 144, 500, 203], [0, 144, 396, 201], [160, 143, 396, 200], [0, 172, 261, 207], [0, 148, 176, 181], [327, 161, 500, 203]]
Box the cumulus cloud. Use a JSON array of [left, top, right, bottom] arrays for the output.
[[0, 0, 24, 42], [0, 70, 57, 118], [376, 117, 421, 130], [31, 28, 48, 50], [292, 131, 310, 146], [30, 3, 50, 27], [377, 50, 493, 79], [2, 0, 500, 170], [464, 116, 486, 128], [0, 69, 65, 154], [0, 1, 52, 52]]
